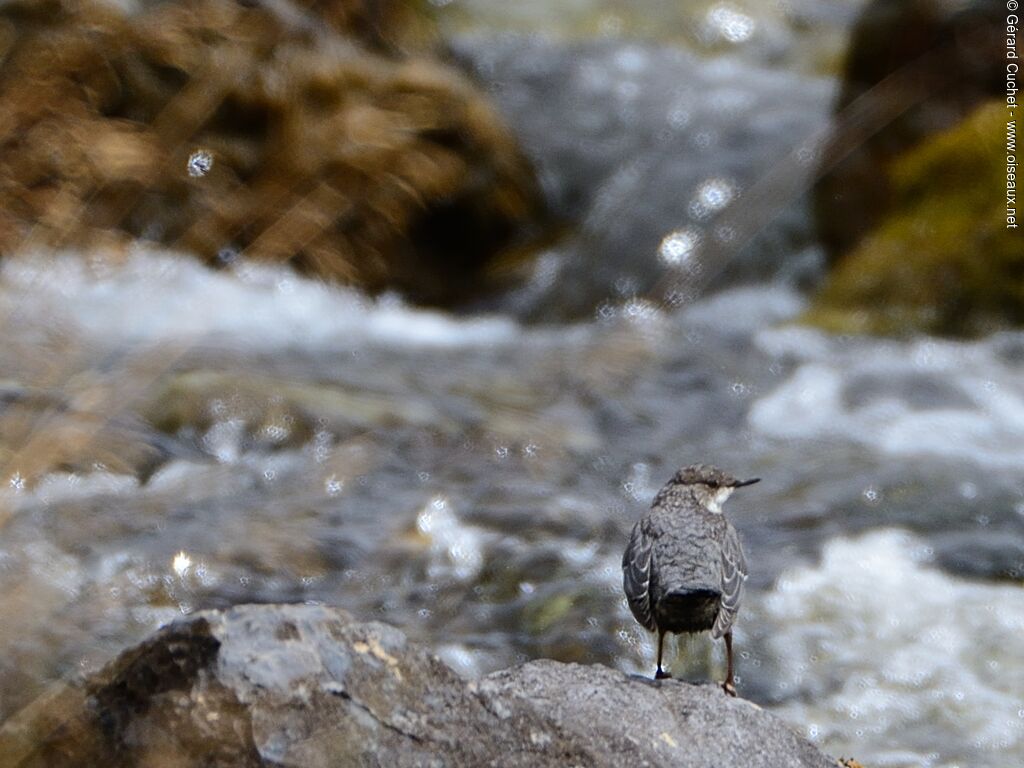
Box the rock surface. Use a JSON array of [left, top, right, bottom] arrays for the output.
[[0, 604, 838, 768]]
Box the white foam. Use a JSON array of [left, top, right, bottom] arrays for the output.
[[0, 248, 518, 350], [750, 327, 1024, 468], [436, 643, 488, 678], [0, 471, 140, 510], [416, 496, 487, 582], [680, 284, 806, 334], [761, 530, 1024, 767]]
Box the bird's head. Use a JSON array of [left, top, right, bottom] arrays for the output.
[[670, 463, 760, 513]]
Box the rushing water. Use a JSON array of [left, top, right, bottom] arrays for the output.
[[1, 250, 1022, 767], [452, 34, 836, 320]]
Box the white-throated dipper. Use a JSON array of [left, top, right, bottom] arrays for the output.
[[622, 463, 758, 695]]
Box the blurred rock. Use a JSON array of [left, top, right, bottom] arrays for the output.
[[806, 101, 1020, 336], [0, 380, 180, 488], [0, 0, 542, 304], [0, 604, 838, 768], [145, 369, 452, 450], [813, 0, 1005, 262], [144, 363, 600, 458]]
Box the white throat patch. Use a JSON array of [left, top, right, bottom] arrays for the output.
[[706, 486, 734, 514]]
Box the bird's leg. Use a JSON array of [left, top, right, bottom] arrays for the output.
[[721, 630, 737, 696], [655, 629, 672, 679]]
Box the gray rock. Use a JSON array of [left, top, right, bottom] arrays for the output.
[[0, 604, 838, 768], [478, 662, 836, 768]]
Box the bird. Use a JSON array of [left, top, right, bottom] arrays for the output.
[[621, 463, 758, 695]]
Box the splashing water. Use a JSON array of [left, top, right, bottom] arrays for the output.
[[757, 530, 1024, 768], [186, 150, 213, 178], [705, 4, 757, 44]]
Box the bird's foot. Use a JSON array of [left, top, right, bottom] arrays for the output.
[[720, 680, 737, 697], [654, 669, 672, 680]]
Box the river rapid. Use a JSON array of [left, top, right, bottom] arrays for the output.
[[2, 250, 1022, 766]]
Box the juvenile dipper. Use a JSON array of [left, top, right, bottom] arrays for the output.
[[622, 464, 758, 695]]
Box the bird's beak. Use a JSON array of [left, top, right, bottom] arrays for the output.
[[733, 477, 760, 488]]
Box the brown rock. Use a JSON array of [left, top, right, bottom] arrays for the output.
[[0, 381, 171, 488], [0, 0, 542, 304]]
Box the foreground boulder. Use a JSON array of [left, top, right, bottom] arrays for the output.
[[0, 0, 541, 304], [0, 604, 837, 767]]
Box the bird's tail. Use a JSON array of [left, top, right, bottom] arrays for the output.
[[657, 587, 722, 633], [661, 587, 721, 607]]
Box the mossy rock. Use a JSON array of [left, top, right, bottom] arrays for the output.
[[812, 0, 1005, 261], [805, 100, 1023, 337]]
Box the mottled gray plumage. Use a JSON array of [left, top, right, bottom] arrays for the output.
[[622, 463, 757, 694]]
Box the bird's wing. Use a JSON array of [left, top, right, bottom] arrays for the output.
[[622, 520, 657, 631], [712, 522, 747, 639]]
